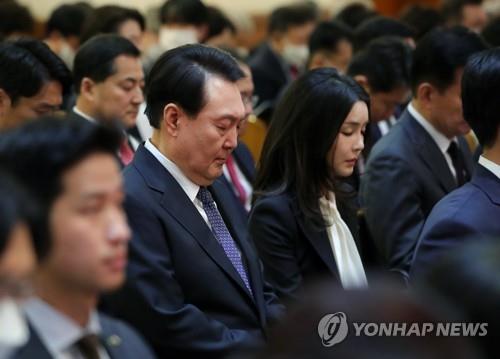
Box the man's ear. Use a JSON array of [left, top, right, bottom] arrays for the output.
[[416, 82, 435, 106], [353, 75, 370, 94], [79, 77, 97, 101], [0, 88, 12, 120], [162, 103, 183, 137]]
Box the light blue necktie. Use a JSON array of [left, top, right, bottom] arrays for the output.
[[197, 187, 253, 296]]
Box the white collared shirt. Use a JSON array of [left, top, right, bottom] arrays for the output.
[[479, 155, 500, 180], [144, 139, 211, 228], [23, 297, 110, 359], [72, 106, 96, 123], [408, 103, 458, 179], [222, 160, 252, 212]]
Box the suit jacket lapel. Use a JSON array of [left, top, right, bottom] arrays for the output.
[[99, 316, 124, 359], [402, 112, 456, 193], [12, 324, 52, 359], [132, 146, 257, 305], [290, 198, 341, 282]]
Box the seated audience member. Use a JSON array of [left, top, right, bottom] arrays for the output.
[[220, 53, 257, 222], [307, 21, 353, 74], [360, 27, 486, 278], [415, 240, 500, 358], [204, 6, 237, 49], [348, 36, 412, 154], [249, 3, 318, 124], [334, 2, 377, 30], [44, 3, 92, 69], [0, 171, 38, 359], [72, 34, 145, 165], [80, 5, 145, 51], [412, 47, 500, 277], [354, 16, 416, 51], [249, 68, 369, 304], [0, 2, 34, 40], [400, 5, 444, 40], [441, 0, 487, 33], [103, 45, 284, 358], [0, 118, 155, 359], [0, 39, 72, 131]]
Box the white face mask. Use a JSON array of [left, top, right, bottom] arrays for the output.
[[159, 28, 198, 51], [0, 298, 29, 357], [282, 43, 309, 68]]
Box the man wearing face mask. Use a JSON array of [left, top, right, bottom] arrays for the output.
[[143, 0, 209, 74], [248, 3, 318, 125]]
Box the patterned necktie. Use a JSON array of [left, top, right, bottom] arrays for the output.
[[447, 142, 469, 186], [75, 334, 100, 359], [197, 187, 253, 296], [225, 155, 247, 207], [119, 138, 134, 166]]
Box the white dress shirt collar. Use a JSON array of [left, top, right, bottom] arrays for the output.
[[23, 297, 102, 358], [144, 139, 200, 202], [72, 106, 96, 123], [479, 155, 500, 180], [408, 102, 456, 155]]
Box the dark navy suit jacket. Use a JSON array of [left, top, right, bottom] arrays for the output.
[[410, 164, 500, 279], [13, 313, 155, 359], [103, 145, 284, 358], [249, 188, 360, 303], [360, 109, 473, 276]]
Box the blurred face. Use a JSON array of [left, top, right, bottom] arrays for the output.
[[326, 39, 353, 74], [0, 223, 35, 298], [44, 153, 130, 294], [285, 21, 316, 46], [237, 64, 255, 136], [0, 81, 62, 131], [118, 19, 143, 50], [429, 69, 470, 138], [173, 76, 245, 186], [330, 101, 369, 177], [370, 85, 410, 122], [90, 55, 144, 128], [461, 4, 487, 33]]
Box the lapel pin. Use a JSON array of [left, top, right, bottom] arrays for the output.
[[106, 334, 122, 347]]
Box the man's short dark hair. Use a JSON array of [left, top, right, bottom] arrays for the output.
[[73, 34, 141, 94], [80, 5, 145, 45], [160, 0, 208, 26], [481, 16, 500, 47], [462, 48, 500, 148], [441, 0, 483, 24], [308, 21, 353, 55], [400, 5, 444, 40], [411, 26, 487, 93], [206, 6, 236, 40], [145, 44, 244, 129], [335, 2, 377, 30], [268, 3, 318, 35], [348, 36, 412, 93], [0, 117, 121, 256], [0, 2, 34, 40], [46, 4, 91, 38], [354, 16, 415, 51], [0, 39, 72, 104]]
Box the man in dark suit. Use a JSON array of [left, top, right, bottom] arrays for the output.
[[71, 34, 145, 165], [360, 27, 486, 278], [248, 3, 317, 124], [221, 58, 256, 222], [0, 118, 155, 359], [411, 47, 500, 279], [103, 45, 284, 358]]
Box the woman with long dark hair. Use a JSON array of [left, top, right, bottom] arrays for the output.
[[249, 68, 369, 303]]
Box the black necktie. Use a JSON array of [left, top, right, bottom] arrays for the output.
[[75, 334, 100, 359], [447, 142, 469, 186]]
